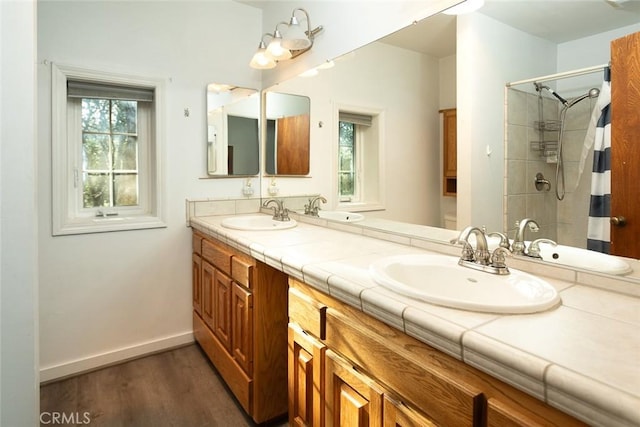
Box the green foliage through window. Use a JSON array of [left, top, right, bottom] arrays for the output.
[[81, 99, 139, 208], [339, 121, 355, 197]]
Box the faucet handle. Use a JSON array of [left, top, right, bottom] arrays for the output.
[[490, 247, 511, 270], [460, 242, 475, 262], [528, 238, 557, 259]]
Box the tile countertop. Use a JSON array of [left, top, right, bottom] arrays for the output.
[[190, 214, 640, 427]]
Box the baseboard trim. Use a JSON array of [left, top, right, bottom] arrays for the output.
[[40, 331, 195, 384]]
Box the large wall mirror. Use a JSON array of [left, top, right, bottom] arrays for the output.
[[265, 2, 640, 276], [264, 91, 311, 176], [206, 83, 260, 176]]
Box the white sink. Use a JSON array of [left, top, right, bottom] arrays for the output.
[[370, 254, 561, 314], [296, 210, 364, 222], [533, 241, 632, 275], [483, 238, 632, 275], [318, 211, 364, 222], [221, 215, 297, 231]]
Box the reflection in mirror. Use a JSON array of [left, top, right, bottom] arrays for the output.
[[264, 91, 310, 175], [264, 2, 640, 279], [206, 84, 259, 176]]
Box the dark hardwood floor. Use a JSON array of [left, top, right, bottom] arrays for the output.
[[40, 344, 289, 427]]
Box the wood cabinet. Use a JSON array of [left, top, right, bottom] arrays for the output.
[[192, 231, 289, 424], [288, 277, 586, 427], [441, 108, 457, 196], [289, 323, 326, 427]]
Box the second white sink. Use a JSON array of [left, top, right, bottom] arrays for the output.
[[221, 215, 297, 231], [370, 254, 560, 314]]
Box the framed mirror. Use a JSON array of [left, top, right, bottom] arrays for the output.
[[206, 84, 260, 176], [264, 91, 311, 176]]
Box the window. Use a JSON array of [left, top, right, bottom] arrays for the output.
[[336, 107, 384, 211], [52, 64, 165, 235]]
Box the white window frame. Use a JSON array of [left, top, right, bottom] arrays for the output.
[[334, 103, 386, 212], [52, 63, 166, 235]]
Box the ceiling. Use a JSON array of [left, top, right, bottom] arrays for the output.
[[380, 0, 640, 58]]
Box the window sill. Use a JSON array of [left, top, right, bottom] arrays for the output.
[[53, 215, 166, 236]]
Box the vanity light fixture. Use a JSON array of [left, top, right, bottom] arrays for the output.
[[266, 24, 292, 61], [442, 0, 484, 15], [249, 8, 323, 70], [249, 34, 277, 70]]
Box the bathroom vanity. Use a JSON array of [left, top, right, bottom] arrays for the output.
[[190, 213, 639, 426], [192, 231, 289, 423]]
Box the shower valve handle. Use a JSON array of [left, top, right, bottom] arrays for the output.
[[611, 216, 627, 227]]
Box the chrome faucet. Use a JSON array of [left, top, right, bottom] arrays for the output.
[[512, 218, 540, 256], [262, 198, 290, 221], [528, 238, 557, 259], [304, 195, 327, 217], [453, 226, 510, 275]]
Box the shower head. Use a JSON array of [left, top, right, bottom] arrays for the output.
[[565, 88, 600, 108]]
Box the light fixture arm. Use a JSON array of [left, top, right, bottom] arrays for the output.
[[292, 8, 323, 44]]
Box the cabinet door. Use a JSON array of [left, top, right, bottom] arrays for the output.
[[213, 269, 232, 352], [201, 260, 215, 328], [325, 350, 384, 427], [288, 323, 326, 427], [383, 395, 437, 427], [232, 282, 253, 376], [192, 253, 202, 315]]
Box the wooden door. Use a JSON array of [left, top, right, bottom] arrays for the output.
[[213, 270, 232, 351], [288, 323, 327, 427], [192, 253, 202, 315], [201, 260, 215, 328], [611, 31, 640, 258], [383, 395, 437, 427], [232, 282, 253, 376], [276, 114, 310, 175], [325, 350, 384, 427], [441, 108, 457, 196]]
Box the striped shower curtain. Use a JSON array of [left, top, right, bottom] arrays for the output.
[[586, 67, 612, 253]]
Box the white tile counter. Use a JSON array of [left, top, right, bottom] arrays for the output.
[[190, 214, 640, 427]]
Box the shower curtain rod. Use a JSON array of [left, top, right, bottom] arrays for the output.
[[506, 63, 609, 87]]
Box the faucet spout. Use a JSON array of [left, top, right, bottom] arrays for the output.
[[262, 198, 289, 221], [512, 218, 540, 255], [455, 226, 490, 265], [305, 195, 327, 216]]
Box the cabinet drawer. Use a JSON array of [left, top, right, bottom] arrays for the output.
[[202, 238, 232, 275], [231, 254, 254, 289], [192, 232, 203, 255], [324, 308, 483, 426], [289, 287, 327, 340]]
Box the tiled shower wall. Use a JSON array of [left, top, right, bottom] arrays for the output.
[[505, 88, 596, 249]]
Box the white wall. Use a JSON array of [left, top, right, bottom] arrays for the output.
[[37, 1, 261, 381], [457, 12, 557, 231], [270, 41, 442, 225], [439, 54, 457, 226], [1, 0, 39, 425], [259, 0, 461, 88]]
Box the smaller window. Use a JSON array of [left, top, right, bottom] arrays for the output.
[[336, 107, 384, 212], [52, 64, 166, 235]]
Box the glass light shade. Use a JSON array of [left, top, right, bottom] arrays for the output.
[[281, 16, 311, 50], [250, 45, 276, 70], [266, 35, 292, 60]]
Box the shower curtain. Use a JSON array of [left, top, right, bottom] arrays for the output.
[[585, 67, 611, 253]]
